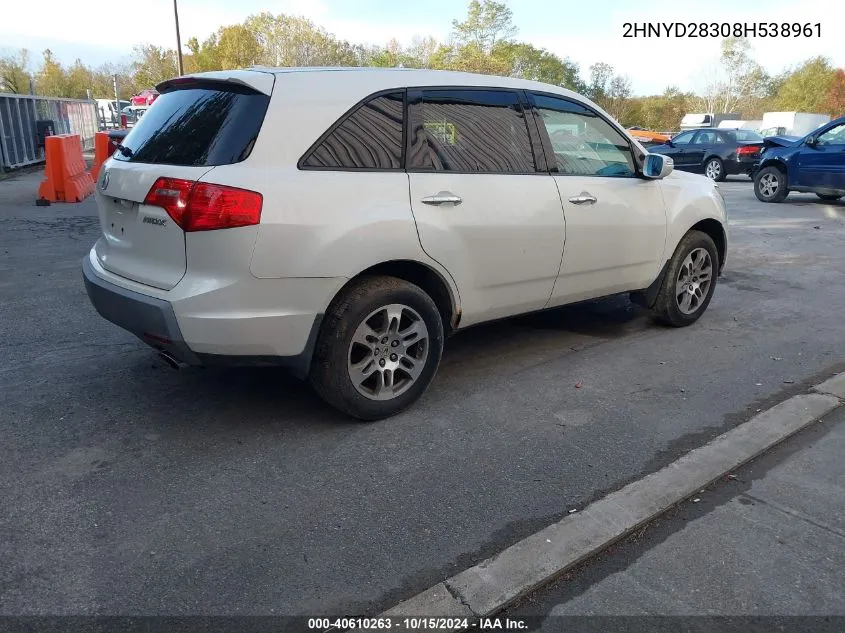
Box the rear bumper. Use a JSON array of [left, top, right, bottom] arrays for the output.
[[83, 255, 203, 366], [727, 157, 758, 175], [82, 255, 332, 378]]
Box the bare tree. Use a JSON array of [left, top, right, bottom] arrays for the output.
[[696, 38, 767, 113]]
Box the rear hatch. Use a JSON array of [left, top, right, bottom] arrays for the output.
[[732, 130, 766, 163], [94, 73, 273, 290], [735, 140, 764, 162]]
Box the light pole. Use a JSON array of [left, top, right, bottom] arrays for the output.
[[173, 0, 184, 76]]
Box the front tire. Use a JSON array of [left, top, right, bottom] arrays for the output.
[[704, 157, 726, 182], [652, 230, 719, 327], [310, 276, 445, 421], [816, 193, 842, 202], [754, 166, 788, 202]]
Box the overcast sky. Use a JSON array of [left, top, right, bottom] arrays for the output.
[[2, 0, 842, 95]]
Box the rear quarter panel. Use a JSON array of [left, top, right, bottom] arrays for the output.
[[218, 72, 461, 312]]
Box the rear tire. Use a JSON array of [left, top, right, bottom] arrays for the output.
[[704, 157, 726, 182], [309, 276, 444, 421], [816, 193, 842, 202], [754, 166, 788, 203], [651, 230, 719, 327]]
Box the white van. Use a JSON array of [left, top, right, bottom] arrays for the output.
[[95, 99, 130, 127]]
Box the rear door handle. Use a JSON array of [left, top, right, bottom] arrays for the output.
[[422, 192, 462, 206], [568, 193, 597, 205]]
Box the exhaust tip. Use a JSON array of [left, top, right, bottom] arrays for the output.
[[157, 350, 187, 370]]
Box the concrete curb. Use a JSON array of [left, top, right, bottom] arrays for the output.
[[382, 374, 845, 618]]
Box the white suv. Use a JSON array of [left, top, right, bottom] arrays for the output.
[[83, 67, 728, 420]]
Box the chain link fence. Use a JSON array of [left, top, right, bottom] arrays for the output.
[[0, 94, 99, 171]]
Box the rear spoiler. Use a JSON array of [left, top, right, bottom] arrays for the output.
[[157, 70, 275, 96]]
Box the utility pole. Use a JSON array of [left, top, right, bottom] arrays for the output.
[[173, 0, 184, 76]]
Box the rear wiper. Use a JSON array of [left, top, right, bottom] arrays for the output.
[[115, 144, 133, 158]]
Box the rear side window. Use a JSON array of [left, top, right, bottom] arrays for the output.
[[113, 82, 270, 166], [408, 89, 536, 174], [301, 92, 404, 170]]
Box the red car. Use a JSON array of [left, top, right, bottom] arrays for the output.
[[131, 89, 159, 106]]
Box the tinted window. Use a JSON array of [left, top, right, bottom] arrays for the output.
[[532, 94, 635, 177], [408, 89, 535, 173], [302, 92, 404, 169], [693, 131, 721, 145], [670, 131, 695, 145], [113, 82, 270, 166]]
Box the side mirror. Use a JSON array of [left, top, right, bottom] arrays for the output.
[[666, 139, 675, 147], [643, 153, 674, 179], [805, 136, 817, 147]]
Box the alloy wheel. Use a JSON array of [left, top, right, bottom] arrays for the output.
[[705, 160, 721, 180], [347, 303, 429, 401], [675, 248, 713, 315], [758, 172, 779, 198]]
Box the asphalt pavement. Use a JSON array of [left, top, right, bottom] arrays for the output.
[[2, 172, 844, 616]]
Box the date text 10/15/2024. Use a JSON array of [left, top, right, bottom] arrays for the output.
[[308, 617, 528, 630], [623, 22, 821, 38]]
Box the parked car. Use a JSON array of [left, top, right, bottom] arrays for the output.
[[753, 116, 845, 203], [131, 89, 159, 106], [648, 128, 765, 181], [82, 68, 728, 420]]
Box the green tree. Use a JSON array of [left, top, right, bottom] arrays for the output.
[[35, 49, 68, 97], [492, 41, 583, 91], [245, 13, 363, 67], [132, 44, 178, 88], [0, 49, 32, 94], [217, 25, 262, 69], [628, 87, 693, 131], [185, 34, 221, 73], [825, 69, 845, 117], [451, 0, 517, 53], [65, 59, 94, 98], [774, 57, 836, 113], [583, 62, 632, 121]]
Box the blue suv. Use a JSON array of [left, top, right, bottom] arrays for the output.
[[753, 116, 845, 203]]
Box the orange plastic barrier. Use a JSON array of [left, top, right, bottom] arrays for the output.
[[89, 131, 112, 182], [37, 134, 95, 203]]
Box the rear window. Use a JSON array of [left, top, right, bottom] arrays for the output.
[[113, 82, 270, 166], [734, 130, 764, 142]]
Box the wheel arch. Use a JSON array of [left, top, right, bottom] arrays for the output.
[[334, 259, 460, 335], [757, 157, 788, 175], [689, 218, 727, 273]]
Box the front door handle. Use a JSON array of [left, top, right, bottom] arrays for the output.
[[568, 193, 597, 205], [422, 192, 462, 206]]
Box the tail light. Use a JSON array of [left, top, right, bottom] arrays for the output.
[[736, 145, 760, 156], [144, 177, 262, 232]]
